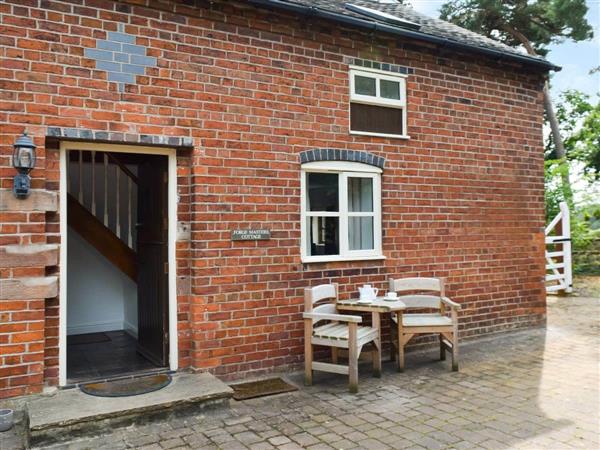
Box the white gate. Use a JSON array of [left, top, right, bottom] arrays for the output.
[[545, 201, 573, 294]]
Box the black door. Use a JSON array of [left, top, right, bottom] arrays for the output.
[[136, 155, 169, 366]]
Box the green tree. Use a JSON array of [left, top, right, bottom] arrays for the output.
[[439, 0, 592, 56], [547, 90, 600, 180], [545, 90, 600, 218], [545, 91, 600, 214], [545, 91, 600, 270], [440, 0, 594, 204]]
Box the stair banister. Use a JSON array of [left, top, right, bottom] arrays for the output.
[[91, 150, 96, 216], [68, 149, 138, 252], [128, 177, 133, 248], [106, 153, 139, 184], [78, 150, 83, 204], [103, 153, 108, 227], [116, 164, 120, 240]]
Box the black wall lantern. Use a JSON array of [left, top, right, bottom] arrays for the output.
[[12, 132, 36, 198]]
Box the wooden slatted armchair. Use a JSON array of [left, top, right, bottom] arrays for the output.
[[303, 283, 380, 393], [388, 277, 461, 372]]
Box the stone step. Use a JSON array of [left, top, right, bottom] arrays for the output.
[[26, 372, 233, 447]]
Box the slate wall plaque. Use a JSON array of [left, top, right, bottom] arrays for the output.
[[231, 229, 271, 241]]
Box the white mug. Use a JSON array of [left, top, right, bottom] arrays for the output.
[[386, 292, 398, 299]]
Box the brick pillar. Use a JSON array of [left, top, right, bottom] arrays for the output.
[[0, 190, 59, 398]]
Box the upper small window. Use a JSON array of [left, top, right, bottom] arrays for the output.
[[349, 67, 407, 138]]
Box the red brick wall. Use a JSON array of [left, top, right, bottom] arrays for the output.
[[0, 0, 547, 397]]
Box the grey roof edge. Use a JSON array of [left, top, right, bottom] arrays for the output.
[[247, 0, 561, 72]]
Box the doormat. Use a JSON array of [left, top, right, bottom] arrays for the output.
[[80, 374, 172, 397], [230, 378, 298, 401], [68, 332, 110, 345]]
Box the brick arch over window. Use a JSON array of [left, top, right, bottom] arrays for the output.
[[299, 149, 385, 169]]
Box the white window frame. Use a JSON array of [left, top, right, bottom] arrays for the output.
[[301, 161, 384, 263], [349, 65, 409, 139]]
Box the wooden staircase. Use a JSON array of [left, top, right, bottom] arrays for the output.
[[68, 193, 137, 280], [67, 150, 138, 281]]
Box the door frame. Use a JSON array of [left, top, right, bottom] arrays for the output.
[[58, 142, 179, 386]]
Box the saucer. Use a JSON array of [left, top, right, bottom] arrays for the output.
[[357, 299, 373, 304], [383, 296, 399, 301]]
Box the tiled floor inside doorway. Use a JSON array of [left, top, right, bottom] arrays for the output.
[[67, 330, 158, 382]]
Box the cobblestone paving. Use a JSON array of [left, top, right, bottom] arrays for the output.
[[2, 295, 598, 450]]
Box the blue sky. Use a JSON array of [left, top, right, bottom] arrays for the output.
[[408, 0, 600, 100]]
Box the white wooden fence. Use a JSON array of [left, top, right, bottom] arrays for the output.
[[545, 201, 573, 294]]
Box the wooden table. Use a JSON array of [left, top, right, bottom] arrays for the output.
[[336, 297, 406, 377]]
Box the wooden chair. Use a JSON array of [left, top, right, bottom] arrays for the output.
[[388, 277, 461, 372], [303, 283, 379, 393]]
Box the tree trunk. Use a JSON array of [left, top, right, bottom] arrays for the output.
[[543, 82, 573, 204], [542, 82, 567, 160]]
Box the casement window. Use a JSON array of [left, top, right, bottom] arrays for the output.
[[301, 161, 383, 263], [349, 66, 408, 139]]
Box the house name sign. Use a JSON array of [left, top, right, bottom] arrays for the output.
[[231, 229, 271, 241]]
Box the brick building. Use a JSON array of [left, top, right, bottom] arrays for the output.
[[0, 0, 557, 399]]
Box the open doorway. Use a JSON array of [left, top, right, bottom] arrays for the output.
[[65, 149, 169, 383]]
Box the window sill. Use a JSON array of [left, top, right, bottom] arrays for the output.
[[350, 130, 410, 140], [302, 255, 387, 264]]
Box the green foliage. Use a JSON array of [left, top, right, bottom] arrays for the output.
[[572, 207, 600, 252], [572, 204, 600, 274], [545, 158, 599, 273], [439, 0, 593, 55], [544, 158, 570, 217], [546, 90, 600, 179], [545, 91, 600, 273]]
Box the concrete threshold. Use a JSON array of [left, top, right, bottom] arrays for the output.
[[26, 372, 233, 447]]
